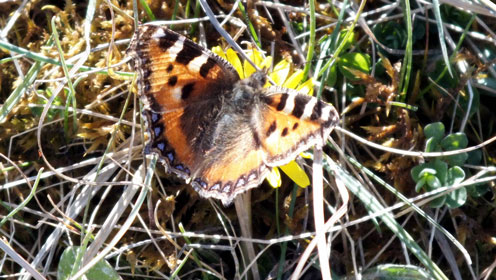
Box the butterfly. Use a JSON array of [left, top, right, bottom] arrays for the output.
[[127, 25, 339, 206]]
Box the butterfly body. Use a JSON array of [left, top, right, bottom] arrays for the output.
[[128, 25, 339, 205]]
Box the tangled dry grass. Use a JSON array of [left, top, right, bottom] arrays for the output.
[[1, 0, 496, 279]]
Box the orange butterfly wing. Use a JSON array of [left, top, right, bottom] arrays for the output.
[[190, 132, 269, 205], [260, 87, 339, 166], [188, 87, 339, 205], [128, 25, 241, 179], [128, 25, 239, 112]]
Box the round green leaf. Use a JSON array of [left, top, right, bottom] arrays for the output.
[[432, 159, 448, 184], [446, 187, 467, 208], [411, 164, 428, 182], [430, 195, 447, 208], [444, 153, 469, 166], [447, 166, 465, 185], [424, 122, 445, 142], [426, 175, 442, 189], [441, 132, 468, 150], [425, 137, 440, 153]]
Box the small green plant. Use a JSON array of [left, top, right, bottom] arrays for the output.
[[411, 122, 468, 208], [30, 88, 64, 122]]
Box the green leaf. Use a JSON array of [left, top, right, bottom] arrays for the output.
[[418, 167, 437, 178], [337, 28, 356, 52], [441, 4, 473, 26], [373, 21, 407, 50], [440, 133, 469, 165], [424, 122, 445, 142], [446, 166, 465, 185], [430, 195, 447, 208], [428, 59, 459, 89], [58, 246, 120, 280], [444, 153, 468, 166], [361, 264, 432, 279], [432, 159, 448, 185], [467, 183, 490, 197], [466, 150, 482, 165], [326, 64, 338, 87], [410, 164, 426, 182], [425, 137, 440, 153], [441, 133, 468, 150], [412, 20, 426, 42], [444, 166, 467, 208], [337, 52, 371, 81], [426, 175, 442, 189], [415, 177, 426, 192], [445, 187, 467, 208]]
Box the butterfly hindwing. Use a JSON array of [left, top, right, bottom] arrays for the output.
[[144, 108, 196, 179], [260, 87, 339, 166], [192, 141, 268, 205]]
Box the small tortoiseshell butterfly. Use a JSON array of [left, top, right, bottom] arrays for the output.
[[127, 25, 339, 205]]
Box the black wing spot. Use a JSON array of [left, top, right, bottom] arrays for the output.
[[276, 94, 288, 111], [292, 122, 299, 130], [266, 121, 277, 136], [182, 83, 195, 100], [176, 45, 202, 65], [168, 76, 178, 86], [281, 127, 289, 137], [158, 32, 179, 51], [167, 64, 174, 72], [291, 95, 307, 118], [200, 57, 216, 78], [311, 101, 323, 120]]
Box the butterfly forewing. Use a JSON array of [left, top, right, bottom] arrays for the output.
[[128, 25, 240, 112], [128, 24, 242, 180]]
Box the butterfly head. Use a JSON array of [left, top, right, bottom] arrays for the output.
[[246, 70, 267, 89], [228, 71, 267, 111]]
